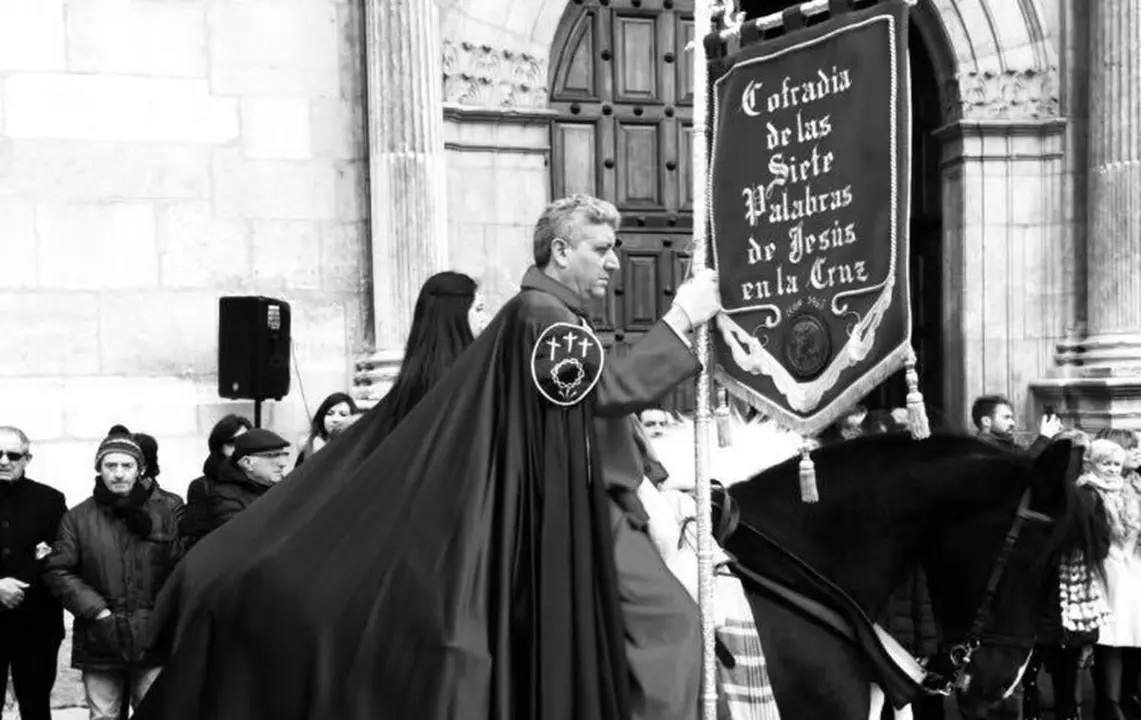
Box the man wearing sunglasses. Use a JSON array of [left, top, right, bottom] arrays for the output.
[[0, 425, 68, 720]]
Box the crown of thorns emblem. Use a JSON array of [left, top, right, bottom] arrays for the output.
[[530, 322, 605, 407], [550, 358, 586, 398]]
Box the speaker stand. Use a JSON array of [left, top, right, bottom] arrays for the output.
[[254, 399, 263, 429]]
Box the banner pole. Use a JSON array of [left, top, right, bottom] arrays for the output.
[[691, 0, 718, 716]]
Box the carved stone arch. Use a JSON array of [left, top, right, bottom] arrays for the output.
[[437, 0, 1058, 119], [911, 0, 1059, 121]]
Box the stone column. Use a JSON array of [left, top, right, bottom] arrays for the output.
[[1032, 0, 1141, 429], [1082, 0, 1141, 368], [356, 0, 449, 401]]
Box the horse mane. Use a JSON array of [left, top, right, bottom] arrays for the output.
[[732, 431, 1093, 560], [650, 414, 1099, 577], [1040, 444, 1103, 577], [816, 433, 1098, 575]]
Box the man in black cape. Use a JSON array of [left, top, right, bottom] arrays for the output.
[[136, 193, 719, 720]]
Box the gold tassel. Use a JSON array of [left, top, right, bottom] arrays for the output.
[[905, 349, 931, 439], [715, 387, 733, 448], [798, 442, 819, 503]]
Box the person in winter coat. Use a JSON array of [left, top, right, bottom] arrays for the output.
[[1085, 434, 1141, 720], [0, 426, 67, 720], [103, 428, 186, 530], [43, 434, 182, 720], [1020, 431, 1111, 720], [1097, 428, 1141, 718], [180, 414, 251, 546], [181, 429, 290, 549], [132, 433, 185, 525]]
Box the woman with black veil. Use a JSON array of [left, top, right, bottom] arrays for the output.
[[141, 270, 484, 663], [305, 269, 485, 458], [374, 270, 486, 432]]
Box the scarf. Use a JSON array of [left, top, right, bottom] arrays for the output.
[[92, 477, 153, 539], [1077, 471, 1141, 542]]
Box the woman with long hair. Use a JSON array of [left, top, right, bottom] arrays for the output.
[[293, 272, 482, 468], [295, 392, 360, 467], [379, 270, 484, 427]]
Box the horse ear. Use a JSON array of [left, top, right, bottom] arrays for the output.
[[1028, 439, 1075, 512]]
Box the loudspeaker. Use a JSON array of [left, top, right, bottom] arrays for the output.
[[217, 296, 292, 401]]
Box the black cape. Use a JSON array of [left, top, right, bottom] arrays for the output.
[[137, 288, 629, 720]]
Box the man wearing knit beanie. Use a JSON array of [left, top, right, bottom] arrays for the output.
[[44, 433, 182, 718], [93, 435, 146, 496]]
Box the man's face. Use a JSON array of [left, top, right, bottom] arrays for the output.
[[241, 450, 290, 485], [984, 404, 1016, 438], [100, 453, 139, 496], [0, 431, 30, 483], [640, 409, 672, 439], [551, 221, 620, 299]]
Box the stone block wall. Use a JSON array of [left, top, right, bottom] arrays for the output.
[[436, 0, 565, 310], [444, 111, 552, 310], [0, 0, 370, 506]]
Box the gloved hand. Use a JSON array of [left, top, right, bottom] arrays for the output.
[[670, 268, 721, 331]]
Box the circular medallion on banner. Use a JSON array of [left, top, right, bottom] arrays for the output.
[[531, 321, 605, 407], [784, 312, 831, 380]]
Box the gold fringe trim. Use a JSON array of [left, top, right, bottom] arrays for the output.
[[713, 340, 912, 438]]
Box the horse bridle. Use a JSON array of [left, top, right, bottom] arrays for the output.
[[707, 482, 1056, 698], [921, 487, 1056, 696]]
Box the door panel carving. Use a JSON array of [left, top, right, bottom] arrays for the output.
[[615, 121, 664, 208], [552, 122, 600, 197], [613, 14, 660, 103]]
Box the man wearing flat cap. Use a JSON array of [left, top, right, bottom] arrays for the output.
[[182, 428, 290, 550]]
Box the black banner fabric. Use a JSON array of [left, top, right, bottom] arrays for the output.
[[708, 0, 912, 435]]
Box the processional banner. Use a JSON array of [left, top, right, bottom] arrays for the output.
[[708, 0, 912, 436]]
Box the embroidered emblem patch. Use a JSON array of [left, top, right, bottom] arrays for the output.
[[530, 322, 605, 407]]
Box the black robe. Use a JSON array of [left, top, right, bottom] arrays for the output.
[[136, 285, 629, 720]]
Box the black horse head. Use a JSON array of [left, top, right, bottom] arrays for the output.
[[725, 432, 1089, 720], [918, 437, 1087, 717]]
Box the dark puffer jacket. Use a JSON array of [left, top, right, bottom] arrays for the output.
[[43, 491, 182, 670], [182, 458, 273, 550]]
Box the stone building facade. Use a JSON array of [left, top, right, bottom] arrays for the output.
[[1, 0, 1137, 503]]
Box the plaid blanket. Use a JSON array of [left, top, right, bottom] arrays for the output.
[[715, 566, 782, 720]]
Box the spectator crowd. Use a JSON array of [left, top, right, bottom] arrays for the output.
[[0, 390, 361, 720]]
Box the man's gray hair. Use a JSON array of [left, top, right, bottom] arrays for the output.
[[533, 194, 621, 268], [0, 426, 31, 452]]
